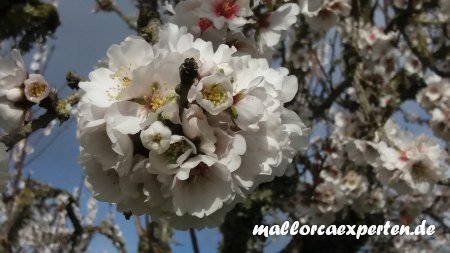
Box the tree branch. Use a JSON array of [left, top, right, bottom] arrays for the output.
[[137, 0, 161, 44], [95, 0, 137, 31], [312, 79, 352, 118], [189, 229, 200, 253], [0, 91, 80, 150]]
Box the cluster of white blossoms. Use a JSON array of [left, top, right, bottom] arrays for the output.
[[0, 49, 51, 134], [167, 0, 300, 58], [374, 120, 447, 195], [293, 100, 449, 224], [0, 49, 51, 194], [306, 167, 371, 224], [417, 75, 450, 141], [337, 119, 448, 196], [77, 24, 308, 229], [298, 0, 351, 31], [0, 50, 27, 134]]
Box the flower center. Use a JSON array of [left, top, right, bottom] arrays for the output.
[[213, 0, 238, 19], [120, 76, 131, 88], [112, 67, 132, 88], [411, 161, 429, 183], [152, 133, 162, 143], [399, 152, 409, 162], [28, 82, 47, 98], [344, 173, 359, 188], [202, 84, 227, 106], [198, 18, 213, 32], [143, 83, 172, 112], [144, 96, 166, 112], [189, 162, 210, 178], [165, 141, 189, 161], [107, 67, 132, 99]]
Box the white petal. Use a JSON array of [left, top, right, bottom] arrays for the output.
[[234, 95, 265, 130], [105, 101, 143, 135]]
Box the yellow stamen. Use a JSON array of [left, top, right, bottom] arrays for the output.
[[144, 95, 166, 112], [28, 82, 47, 98], [152, 134, 162, 143], [120, 76, 131, 88], [202, 84, 227, 106], [165, 141, 189, 161]]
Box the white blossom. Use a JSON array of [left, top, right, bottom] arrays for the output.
[[376, 121, 447, 194], [299, 0, 351, 31], [77, 23, 308, 229], [140, 121, 172, 154], [24, 74, 50, 103], [0, 101, 25, 133], [0, 49, 27, 133], [188, 72, 234, 115], [313, 181, 346, 213], [257, 3, 300, 48], [197, 0, 253, 31], [0, 49, 27, 93]]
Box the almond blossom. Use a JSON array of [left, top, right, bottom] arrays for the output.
[[299, 0, 351, 31], [255, 3, 300, 49], [0, 50, 27, 133], [3, 0, 450, 251], [168, 0, 301, 58], [77, 23, 308, 229], [197, 0, 253, 31], [375, 121, 447, 194], [24, 74, 51, 103]]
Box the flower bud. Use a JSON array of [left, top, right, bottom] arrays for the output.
[[140, 121, 172, 154]]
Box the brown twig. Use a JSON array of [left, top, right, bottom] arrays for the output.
[[137, 0, 161, 44], [189, 229, 200, 253], [0, 92, 80, 150], [95, 0, 137, 31]]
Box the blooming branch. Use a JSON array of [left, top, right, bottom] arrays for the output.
[[0, 91, 80, 150]]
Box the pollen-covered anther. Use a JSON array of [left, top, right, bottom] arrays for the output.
[[28, 83, 47, 98], [143, 95, 166, 112], [120, 76, 131, 88], [112, 73, 131, 88], [165, 141, 189, 161], [202, 84, 227, 106], [112, 67, 132, 88], [152, 133, 162, 143]]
